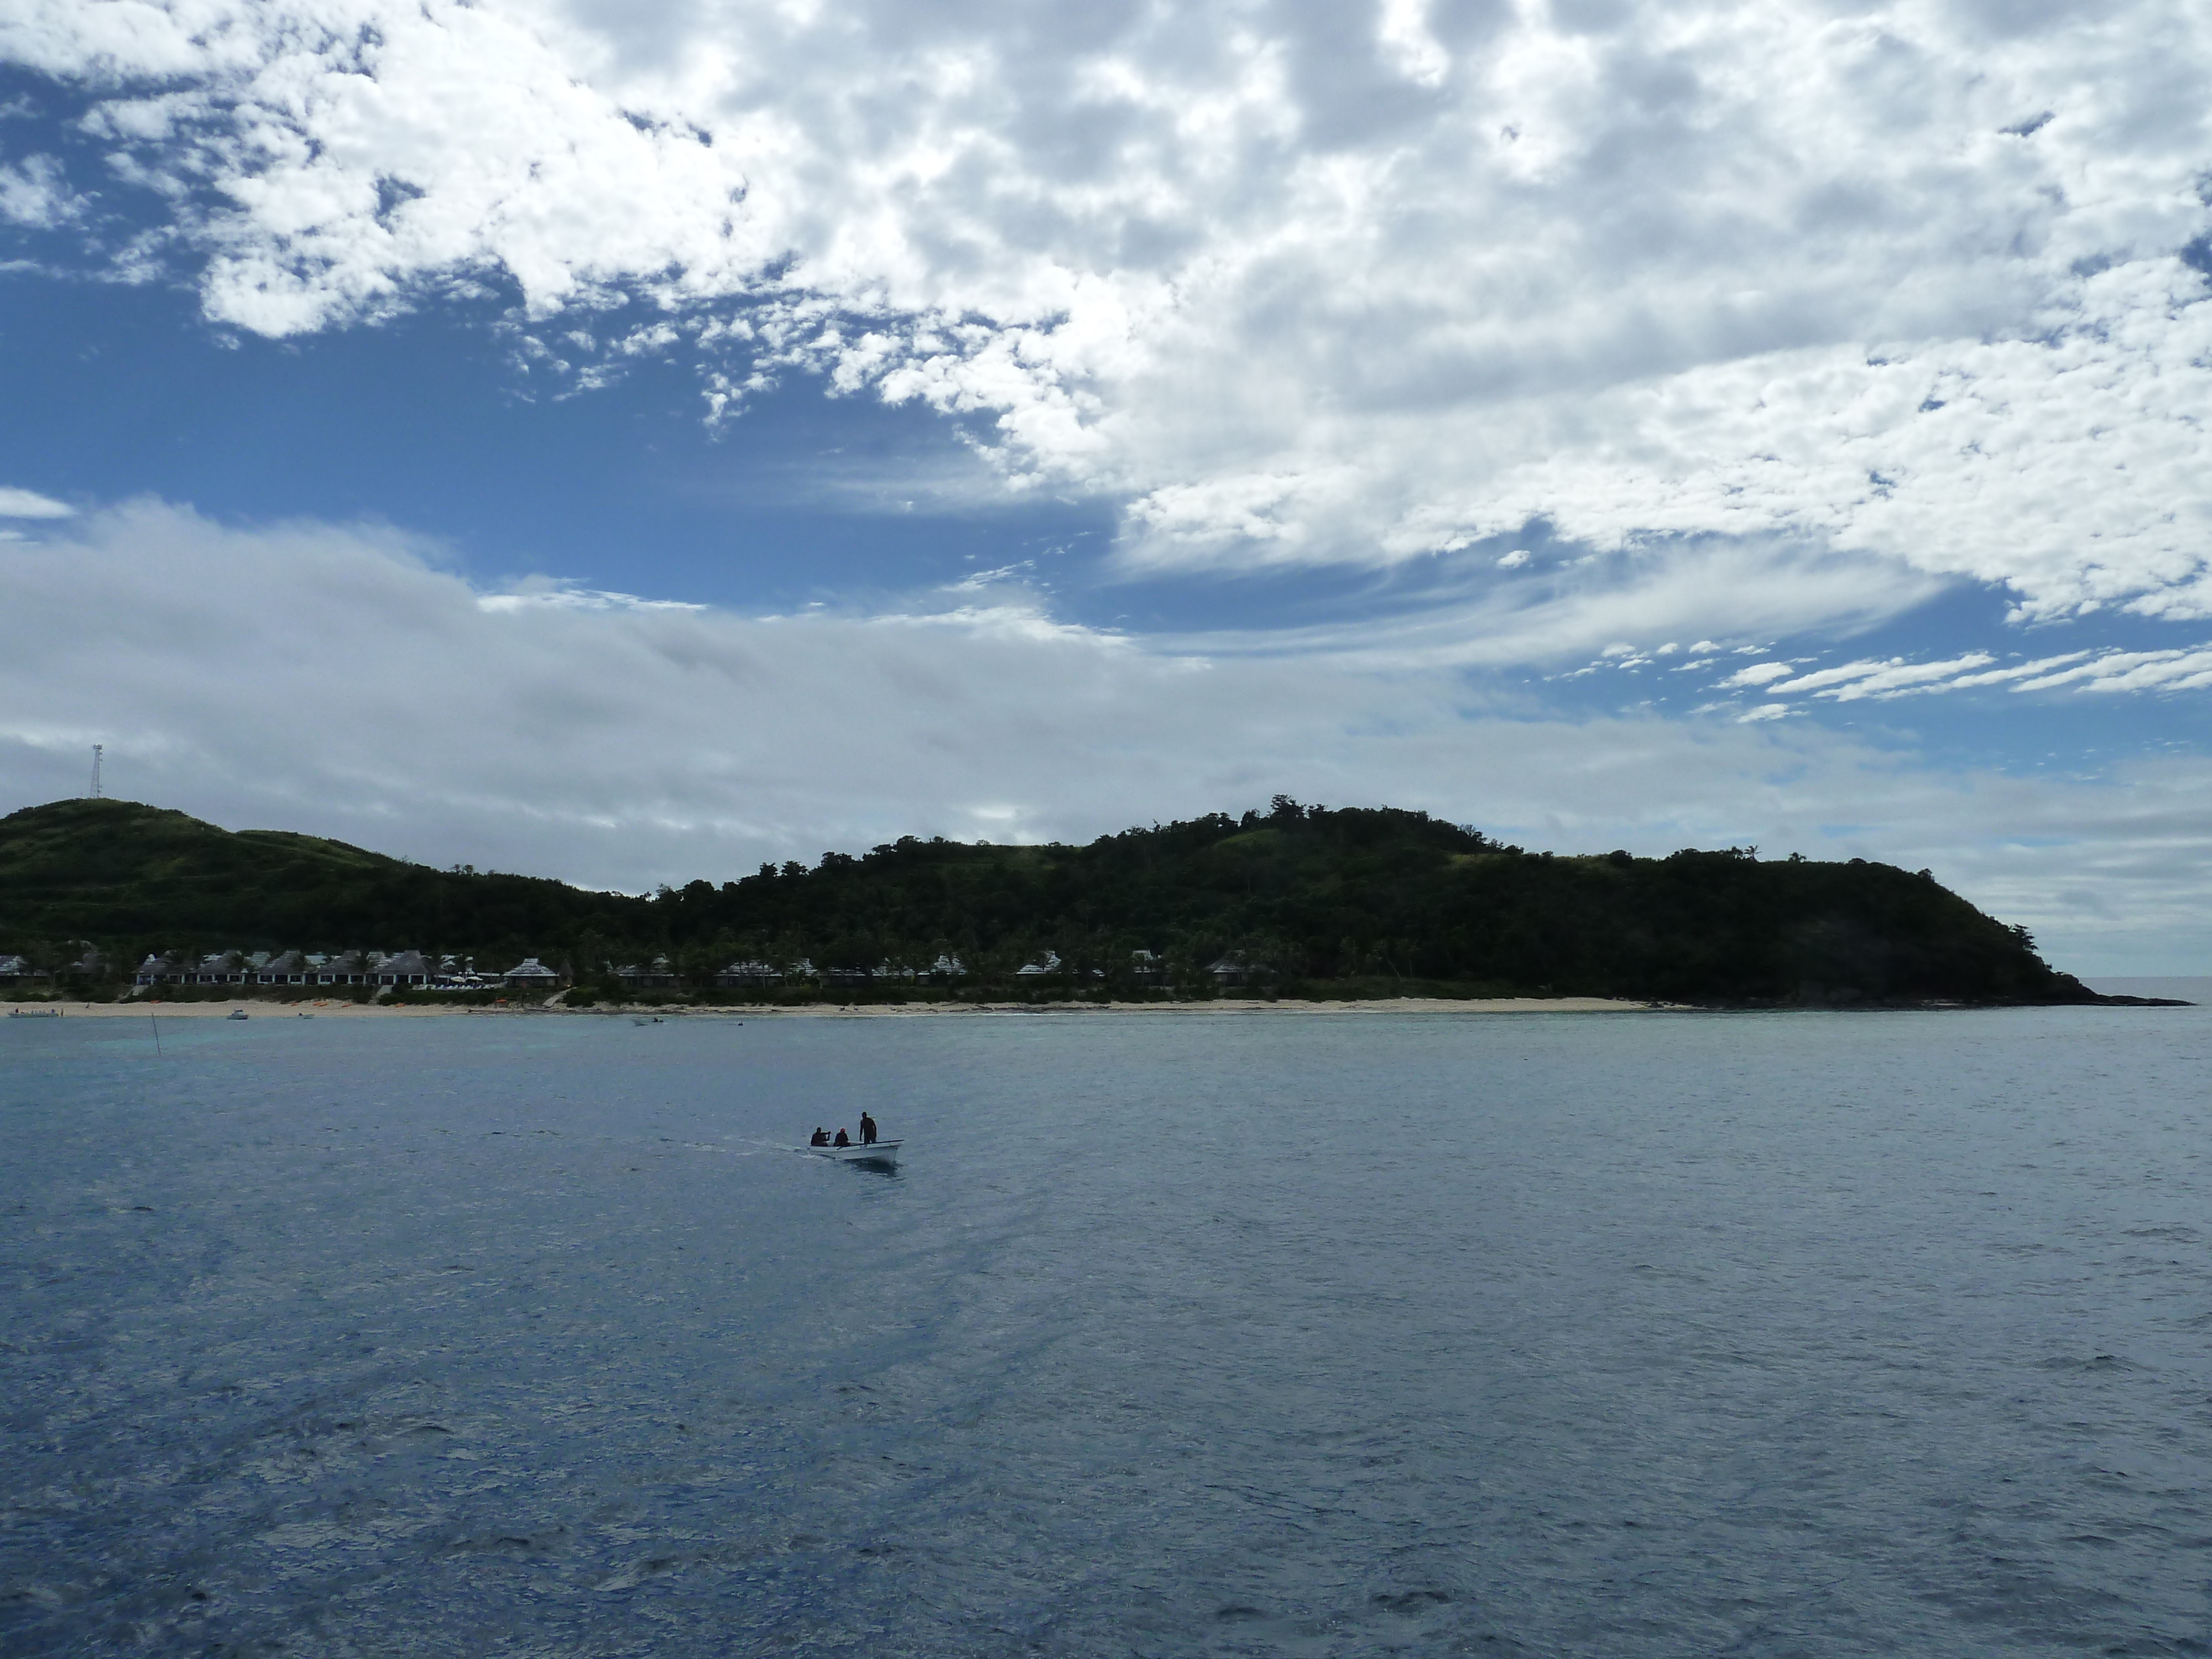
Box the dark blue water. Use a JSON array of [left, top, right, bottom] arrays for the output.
[[6, 1006, 2210, 1656]]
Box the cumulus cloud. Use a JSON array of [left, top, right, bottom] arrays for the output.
[[8, 0, 2212, 633], [0, 153, 79, 228], [2, 500, 2210, 971]]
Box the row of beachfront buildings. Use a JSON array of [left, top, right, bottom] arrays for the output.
[[113, 950, 977, 991], [41, 945, 1264, 992], [122, 950, 557, 990]]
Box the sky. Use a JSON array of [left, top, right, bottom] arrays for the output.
[[2, 0, 2211, 973]]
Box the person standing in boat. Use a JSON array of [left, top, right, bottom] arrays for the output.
[[859, 1112, 878, 1146], [833, 1128, 851, 1148], [809, 1127, 829, 1147]]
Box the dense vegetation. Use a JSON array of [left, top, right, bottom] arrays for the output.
[[0, 796, 2097, 1005], [0, 799, 639, 974]]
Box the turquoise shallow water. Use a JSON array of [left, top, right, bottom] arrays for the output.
[[5, 1005, 2211, 1656]]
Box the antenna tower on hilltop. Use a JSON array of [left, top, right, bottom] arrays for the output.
[[89, 744, 103, 800]]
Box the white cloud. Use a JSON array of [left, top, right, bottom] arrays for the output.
[[8, 0, 2212, 638], [3, 500, 2211, 971], [1764, 653, 1995, 700], [0, 484, 73, 518], [1711, 643, 2212, 703], [1721, 662, 1796, 688], [476, 582, 705, 614], [0, 153, 80, 227], [2026, 647, 2212, 695]]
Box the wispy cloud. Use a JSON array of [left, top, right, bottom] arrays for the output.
[[1766, 654, 1996, 701], [2016, 650, 2212, 695], [476, 585, 705, 614], [1687, 645, 2212, 706], [0, 484, 74, 519]]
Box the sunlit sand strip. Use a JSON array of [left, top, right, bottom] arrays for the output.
[[30, 995, 1671, 1018]]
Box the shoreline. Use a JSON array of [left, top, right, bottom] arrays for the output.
[[14, 994, 1672, 1019], [13, 992, 2183, 1020]]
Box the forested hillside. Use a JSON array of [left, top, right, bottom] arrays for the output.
[[0, 796, 2096, 1005], [0, 799, 641, 968]]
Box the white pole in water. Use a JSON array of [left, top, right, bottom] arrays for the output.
[[89, 744, 103, 799]]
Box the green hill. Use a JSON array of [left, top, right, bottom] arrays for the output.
[[0, 795, 2107, 1005], [0, 799, 644, 967]]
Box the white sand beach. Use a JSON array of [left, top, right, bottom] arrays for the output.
[[19, 994, 1668, 1019]]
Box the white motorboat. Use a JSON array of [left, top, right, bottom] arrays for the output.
[[8, 1007, 61, 1018], [808, 1138, 901, 1168], [227, 1009, 249, 1020]]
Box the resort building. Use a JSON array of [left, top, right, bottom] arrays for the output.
[[373, 950, 434, 987], [715, 959, 782, 987], [312, 951, 376, 986], [120, 946, 552, 993], [432, 957, 499, 990]]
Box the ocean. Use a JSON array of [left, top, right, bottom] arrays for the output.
[[6, 1000, 2210, 1656]]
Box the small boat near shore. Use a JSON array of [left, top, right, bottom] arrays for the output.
[[8, 1007, 62, 1018], [808, 1138, 902, 1168]]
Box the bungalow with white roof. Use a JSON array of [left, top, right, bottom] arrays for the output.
[[716, 959, 782, 987]]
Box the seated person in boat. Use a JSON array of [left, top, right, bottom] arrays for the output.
[[859, 1112, 878, 1146], [809, 1127, 829, 1146], [833, 1128, 851, 1147]]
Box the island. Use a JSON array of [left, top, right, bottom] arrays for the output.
[[0, 796, 2183, 1009]]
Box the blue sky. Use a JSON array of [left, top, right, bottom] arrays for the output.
[[3, 1, 2212, 972]]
